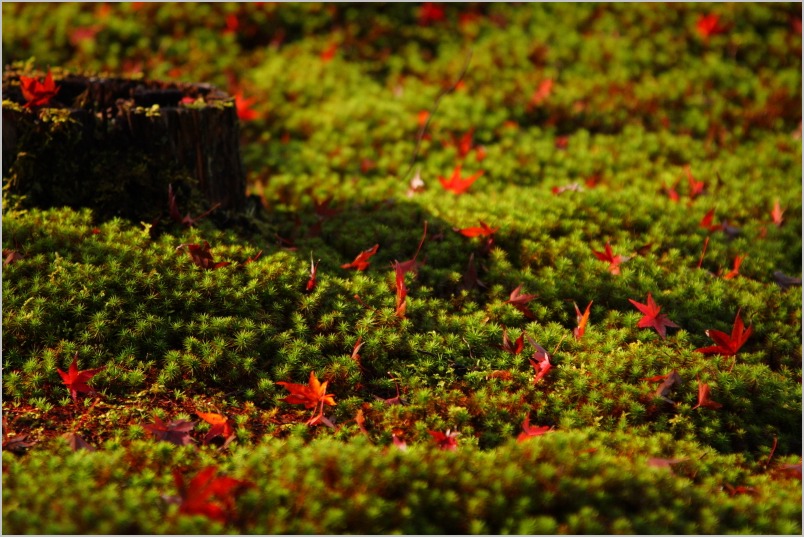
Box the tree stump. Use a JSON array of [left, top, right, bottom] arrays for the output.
[[2, 65, 246, 222]]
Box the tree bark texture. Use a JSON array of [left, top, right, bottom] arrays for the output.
[[2, 68, 246, 222]]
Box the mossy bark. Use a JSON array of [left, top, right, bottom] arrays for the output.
[[2, 68, 246, 222]]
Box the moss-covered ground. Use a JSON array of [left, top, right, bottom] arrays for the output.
[[2, 3, 802, 534]]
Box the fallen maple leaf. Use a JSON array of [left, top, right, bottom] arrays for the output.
[[530, 78, 553, 107], [62, 432, 96, 452], [455, 220, 498, 238], [573, 301, 593, 340], [628, 293, 680, 339], [771, 199, 784, 227], [699, 208, 722, 232], [642, 370, 682, 404], [696, 13, 727, 39], [685, 165, 706, 199], [461, 253, 486, 291], [197, 412, 235, 446], [57, 353, 105, 404], [341, 244, 379, 271], [2, 431, 37, 453], [439, 164, 484, 194], [19, 69, 59, 108], [233, 91, 259, 121], [429, 429, 459, 451], [773, 270, 802, 289], [176, 241, 231, 270], [393, 262, 408, 318], [517, 413, 552, 442], [144, 416, 196, 446], [3, 249, 24, 267], [723, 254, 745, 280], [525, 335, 552, 383], [662, 178, 681, 202], [498, 327, 525, 355], [505, 284, 538, 320], [173, 466, 251, 523], [695, 311, 752, 357], [276, 371, 336, 426], [692, 378, 722, 410], [306, 252, 320, 291], [418, 2, 445, 25], [592, 242, 627, 275]]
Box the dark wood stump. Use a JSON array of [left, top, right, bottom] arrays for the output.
[[2, 66, 246, 222]]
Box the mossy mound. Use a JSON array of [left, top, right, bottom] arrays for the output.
[[2, 3, 801, 534]]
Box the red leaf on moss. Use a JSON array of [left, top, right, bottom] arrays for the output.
[[692, 379, 722, 410], [19, 69, 59, 108], [723, 254, 745, 280], [628, 292, 679, 339], [530, 78, 553, 107], [461, 252, 486, 291], [642, 370, 682, 404], [3, 249, 25, 267], [525, 335, 552, 383], [771, 199, 784, 227], [173, 466, 251, 523], [429, 430, 459, 451], [696, 13, 727, 39], [685, 165, 706, 199], [197, 412, 235, 446], [62, 432, 96, 452], [57, 353, 105, 403], [573, 301, 593, 340], [592, 242, 627, 274], [662, 178, 681, 202], [341, 244, 379, 271], [439, 164, 484, 195], [306, 252, 320, 291], [177, 241, 231, 269], [320, 42, 338, 62], [242, 250, 262, 265], [517, 413, 552, 442], [144, 416, 196, 446], [498, 327, 524, 355], [506, 284, 538, 320], [393, 261, 408, 318], [233, 91, 259, 121], [418, 2, 445, 25], [699, 208, 722, 232], [455, 220, 498, 238], [695, 311, 752, 357], [277, 371, 336, 426]]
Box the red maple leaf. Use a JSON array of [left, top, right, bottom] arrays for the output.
[[642, 370, 682, 404], [57, 353, 105, 403], [530, 78, 553, 107], [516, 413, 552, 442], [525, 335, 552, 383], [573, 301, 593, 340], [418, 2, 445, 25], [173, 466, 251, 523], [3, 249, 25, 267], [306, 252, 320, 292], [685, 165, 706, 199], [341, 244, 379, 271], [177, 241, 231, 270], [699, 208, 722, 232], [628, 292, 679, 339], [428, 430, 459, 451], [439, 164, 484, 195], [498, 327, 525, 355], [393, 261, 408, 318], [696, 13, 727, 39], [320, 42, 338, 62], [19, 69, 59, 108], [276, 371, 336, 426], [771, 199, 784, 227], [505, 284, 538, 320], [233, 91, 259, 121], [695, 311, 752, 357], [592, 242, 627, 275], [723, 254, 745, 280], [197, 412, 235, 446], [662, 178, 681, 202], [455, 220, 498, 238], [692, 379, 722, 410], [144, 416, 196, 446]]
